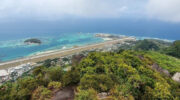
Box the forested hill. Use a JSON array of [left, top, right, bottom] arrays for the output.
[[0, 40, 180, 100]]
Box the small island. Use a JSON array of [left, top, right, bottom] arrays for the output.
[[24, 38, 42, 45]]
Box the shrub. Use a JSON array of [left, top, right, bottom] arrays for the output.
[[48, 81, 62, 90], [32, 86, 52, 100], [75, 88, 98, 100], [79, 74, 113, 92], [46, 66, 63, 81]]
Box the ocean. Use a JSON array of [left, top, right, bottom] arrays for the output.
[[0, 33, 104, 62], [0, 18, 180, 62]]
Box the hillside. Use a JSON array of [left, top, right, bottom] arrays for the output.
[[145, 51, 180, 75], [0, 50, 179, 100]]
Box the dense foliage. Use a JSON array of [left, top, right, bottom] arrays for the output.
[[133, 39, 180, 59], [164, 40, 180, 58], [0, 50, 180, 100], [133, 39, 172, 51], [133, 39, 160, 50], [75, 51, 180, 99], [0, 66, 64, 100], [75, 88, 98, 100]]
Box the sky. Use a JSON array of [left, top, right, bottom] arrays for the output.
[[0, 0, 180, 23]]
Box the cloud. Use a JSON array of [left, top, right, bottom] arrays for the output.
[[146, 0, 180, 23], [1, 0, 179, 23], [0, 0, 131, 20]]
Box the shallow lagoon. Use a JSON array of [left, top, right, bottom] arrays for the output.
[[0, 33, 104, 62]]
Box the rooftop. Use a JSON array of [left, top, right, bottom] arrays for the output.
[[0, 70, 8, 76]]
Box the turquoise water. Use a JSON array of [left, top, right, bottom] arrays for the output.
[[0, 19, 180, 62], [0, 33, 104, 62]]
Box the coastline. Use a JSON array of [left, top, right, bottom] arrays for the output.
[[0, 37, 135, 69], [27, 39, 104, 57], [0, 33, 174, 62], [0, 33, 104, 62], [0, 32, 174, 69]]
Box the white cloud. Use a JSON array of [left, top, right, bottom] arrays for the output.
[[0, 0, 130, 20], [146, 0, 180, 22], [1, 0, 179, 23]]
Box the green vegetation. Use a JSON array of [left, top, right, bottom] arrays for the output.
[[164, 40, 180, 58], [133, 39, 172, 50], [74, 51, 179, 99], [0, 39, 180, 100], [75, 88, 98, 100], [133, 39, 180, 59], [145, 51, 180, 75], [133, 39, 160, 50], [0, 66, 64, 100], [48, 81, 62, 90], [32, 86, 52, 100]]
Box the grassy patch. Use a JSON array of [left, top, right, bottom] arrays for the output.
[[145, 51, 180, 75]]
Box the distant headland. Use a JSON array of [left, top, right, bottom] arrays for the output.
[[95, 33, 125, 40]]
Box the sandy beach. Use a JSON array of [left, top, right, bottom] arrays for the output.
[[0, 37, 135, 69]]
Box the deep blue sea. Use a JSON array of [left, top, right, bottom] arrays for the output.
[[0, 18, 180, 62]]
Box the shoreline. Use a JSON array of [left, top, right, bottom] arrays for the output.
[[0, 33, 174, 62], [0, 39, 104, 63], [0, 37, 135, 69]]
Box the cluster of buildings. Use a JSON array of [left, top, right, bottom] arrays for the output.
[[0, 63, 35, 85]]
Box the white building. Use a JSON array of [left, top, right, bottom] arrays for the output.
[[0, 70, 9, 83]]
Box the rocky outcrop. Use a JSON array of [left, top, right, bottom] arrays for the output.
[[137, 55, 171, 77], [98, 92, 109, 99], [147, 62, 180, 83], [172, 72, 180, 83], [151, 63, 171, 77], [52, 86, 75, 100]]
